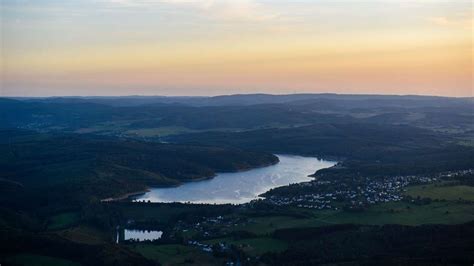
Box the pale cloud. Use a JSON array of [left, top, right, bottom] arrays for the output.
[[167, 0, 279, 21], [103, 0, 279, 22], [428, 16, 473, 28], [104, 0, 150, 6]]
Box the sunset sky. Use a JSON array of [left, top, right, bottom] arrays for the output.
[[1, 0, 472, 97]]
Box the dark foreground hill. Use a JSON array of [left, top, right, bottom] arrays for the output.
[[263, 222, 474, 265]]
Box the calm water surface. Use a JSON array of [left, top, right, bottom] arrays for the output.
[[134, 154, 336, 204], [124, 229, 163, 241]]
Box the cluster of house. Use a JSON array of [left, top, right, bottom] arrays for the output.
[[262, 174, 443, 209], [187, 240, 215, 253], [171, 215, 248, 241], [437, 169, 474, 178], [187, 239, 243, 266]]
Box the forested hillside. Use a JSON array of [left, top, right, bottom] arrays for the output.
[[0, 129, 277, 208]]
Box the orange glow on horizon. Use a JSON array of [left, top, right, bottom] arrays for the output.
[[2, 1, 472, 97]]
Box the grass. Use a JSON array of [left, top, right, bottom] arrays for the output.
[[125, 127, 197, 137], [234, 215, 328, 235], [6, 253, 81, 266], [458, 139, 474, 147], [131, 244, 222, 266], [203, 237, 287, 256], [235, 201, 474, 235], [47, 212, 80, 230], [56, 225, 109, 245], [405, 184, 474, 201], [125, 126, 244, 138], [75, 120, 134, 134], [319, 201, 474, 225]]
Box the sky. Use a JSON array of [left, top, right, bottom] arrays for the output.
[[1, 0, 472, 97]]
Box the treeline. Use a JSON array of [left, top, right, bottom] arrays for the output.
[[0, 129, 277, 203], [172, 123, 474, 177], [171, 123, 441, 159], [262, 222, 474, 265]]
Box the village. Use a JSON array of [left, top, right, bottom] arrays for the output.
[[260, 169, 474, 210]]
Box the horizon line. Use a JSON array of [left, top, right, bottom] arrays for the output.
[[2, 92, 472, 99]]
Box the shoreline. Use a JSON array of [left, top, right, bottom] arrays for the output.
[[100, 157, 280, 203], [101, 189, 150, 202]]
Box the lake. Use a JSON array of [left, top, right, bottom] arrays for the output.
[[134, 154, 336, 204], [122, 229, 163, 242]]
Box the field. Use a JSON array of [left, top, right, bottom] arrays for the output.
[[131, 244, 223, 265], [203, 237, 287, 256], [318, 201, 474, 225], [235, 201, 474, 235], [405, 184, 474, 201], [75, 120, 134, 134], [125, 127, 197, 137], [56, 225, 109, 245]]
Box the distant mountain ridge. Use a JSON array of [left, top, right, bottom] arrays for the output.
[[8, 93, 472, 107]]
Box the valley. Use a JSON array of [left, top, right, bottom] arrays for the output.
[[1, 94, 473, 265]]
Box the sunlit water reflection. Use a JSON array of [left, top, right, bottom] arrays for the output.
[[134, 154, 336, 204], [123, 229, 163, 241]]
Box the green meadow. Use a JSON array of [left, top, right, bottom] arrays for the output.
[[405, 184, 474, 201]]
